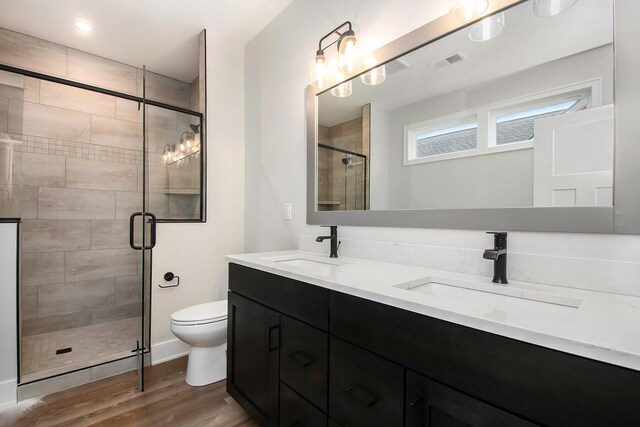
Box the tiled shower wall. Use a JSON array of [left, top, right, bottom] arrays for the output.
[[0, 27, 200, 336], [317, 104, 371, 211]]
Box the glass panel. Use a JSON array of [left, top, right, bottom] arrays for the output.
[[496, 100, 582, 145], [146, 106, 203, 221], [415, 122, 478, 158], [0, 70, 144, 384]]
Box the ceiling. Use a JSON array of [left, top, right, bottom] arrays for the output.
[[319, 0, 614, 127], [0, 0, 294, 82]]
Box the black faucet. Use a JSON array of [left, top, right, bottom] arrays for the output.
[[483, 232, 508, 284], [316, 226, 340, 258]]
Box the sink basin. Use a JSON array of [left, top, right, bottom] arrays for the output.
[[394, 276, 582, 324], [260, 254, 349, 278]]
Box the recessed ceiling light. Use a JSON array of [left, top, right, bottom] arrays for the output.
[[74, 19, 93, 33]]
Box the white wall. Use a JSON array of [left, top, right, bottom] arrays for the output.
[[244, 0, 640, 297], [244, 0, 449, 251], [0, 222, 18, 407], [150, 34, 245, 363]]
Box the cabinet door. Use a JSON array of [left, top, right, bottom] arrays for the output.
[[228, 292, 281, 426], [406, 371, 537, 427], [280, 315, 328, 411], [280, 382, 327, 427], [329, 337, 404, 427]]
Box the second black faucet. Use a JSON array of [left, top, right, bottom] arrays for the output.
[[483, 231, 508, 284]]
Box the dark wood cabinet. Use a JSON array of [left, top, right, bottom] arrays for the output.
[[228, 264, 640, 427], [227, 292, 281, 426], [280, 315, 328, 411], [330, 291, 640, 426], [406, 371, 537, 427], [279, 382, 327, 427], [329, 336, 404, 427]]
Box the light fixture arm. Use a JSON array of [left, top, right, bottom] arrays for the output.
[[317, 21, 353, 55]]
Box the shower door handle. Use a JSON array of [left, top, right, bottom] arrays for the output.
[[129, 212, 157, 250]]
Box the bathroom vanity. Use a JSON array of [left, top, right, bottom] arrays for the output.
[[226, 251, 640, 427]]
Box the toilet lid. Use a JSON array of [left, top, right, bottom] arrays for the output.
[[171, 300, 227, 324]]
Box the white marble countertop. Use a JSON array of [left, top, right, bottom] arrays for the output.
[[226, 250, 640, 372]]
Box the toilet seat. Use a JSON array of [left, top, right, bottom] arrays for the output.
[[171, 300, 227, 326]]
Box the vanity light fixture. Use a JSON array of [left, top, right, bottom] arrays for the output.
[[468, 12, 505, 42], [450, 0, 490, 22], [73, 18, 93, 32], [312, 21, 358, 92], [533, 0, 577, 17], [163, 124, 201, 165]]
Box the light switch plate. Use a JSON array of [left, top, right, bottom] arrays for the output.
[[283, 202, 292, 220]]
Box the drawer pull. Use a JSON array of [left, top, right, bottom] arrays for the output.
[[268, 325, 280, 351], [343, 383, 379, 408], [288, 350, 316, 368]]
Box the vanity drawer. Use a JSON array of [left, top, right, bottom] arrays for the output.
[[229, 263, 329, 330], [280, 315, 328, 411], [329, 336, 404, 427], [330, 291, 640, 426], [280, 382, 327, 427]]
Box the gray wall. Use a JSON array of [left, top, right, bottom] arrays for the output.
[[381, 45, 613, 210]]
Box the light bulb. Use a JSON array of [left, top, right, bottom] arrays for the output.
[[162, 153, 168, 163], [311, 52, 327, 89], [360, 54, 386, 86], [179, 141, 185, 152], [186, 139, 192, 149], [331, 72, 352, 97], [468, 12, 505, 42], [338, 43, 358, 74], [450, 0, 489, 22], [533, 0, 577, 17]]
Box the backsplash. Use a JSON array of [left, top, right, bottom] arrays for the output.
[[299, 232, 640, 297]]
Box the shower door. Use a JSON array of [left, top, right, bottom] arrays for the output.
[[0, 68, 150, 386]]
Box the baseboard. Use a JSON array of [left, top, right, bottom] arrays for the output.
[[151, 338, 190, 365], [0, 378, 17, 409]]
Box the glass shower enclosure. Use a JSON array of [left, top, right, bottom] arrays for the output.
[[0, 64, 202, 390]]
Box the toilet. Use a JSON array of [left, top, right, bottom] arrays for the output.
[[170, 300, 228, 386]]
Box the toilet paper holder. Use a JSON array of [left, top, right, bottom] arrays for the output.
[[159, 271, 180, 288]]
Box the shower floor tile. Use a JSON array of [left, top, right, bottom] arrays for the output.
[[21, 316, 142, 383]]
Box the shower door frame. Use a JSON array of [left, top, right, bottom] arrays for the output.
[[0, 62, 204, 389]]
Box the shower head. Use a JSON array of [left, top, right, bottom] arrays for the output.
[[342, 153, 362, 167], [189, 124, 200, 134]]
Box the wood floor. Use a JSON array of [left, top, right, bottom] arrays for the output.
[[0, 357, 259, 427]]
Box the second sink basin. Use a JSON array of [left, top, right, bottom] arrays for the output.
[[396, 276, 582, 308], [394, 276, 582, 324]]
